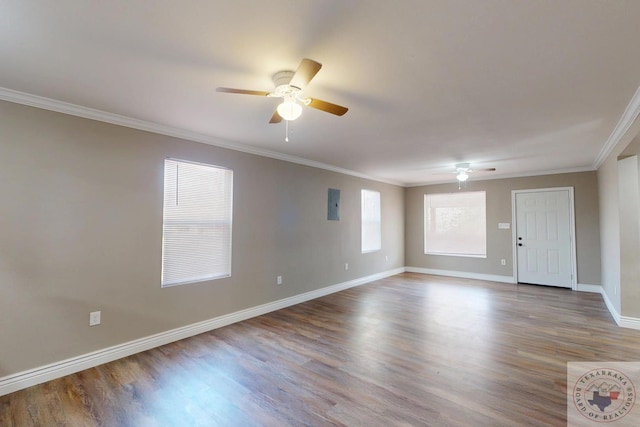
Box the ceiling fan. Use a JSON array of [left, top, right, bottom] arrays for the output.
[[216, 58, 348, 124], [454, 163, 496, 185]]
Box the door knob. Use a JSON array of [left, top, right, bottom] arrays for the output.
[[518, 243, 523, 246], [518, 237, 522, 240]]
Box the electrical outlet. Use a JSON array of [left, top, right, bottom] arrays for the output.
[[89, 311, 101, 326], [501, 259, 506, 266], [345, 263, 349, 271], [385, 255, 389, 262], [277, 275, 282, 285]]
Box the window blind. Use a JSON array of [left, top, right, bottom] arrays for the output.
[[161, 159, 233, 287], [361, 189, 381, 253], [424, 191, 486, 257]]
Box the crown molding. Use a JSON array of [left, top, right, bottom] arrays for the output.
[[0, 87, 403, 187], [5, 83, 636, 188], [593, 85, 640, 169], [405, 165, 595, 188]]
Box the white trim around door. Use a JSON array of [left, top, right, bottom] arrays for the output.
[[511, 187, 578, 290]]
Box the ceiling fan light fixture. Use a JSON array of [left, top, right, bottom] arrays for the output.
[[277, 100, 302, 121], [456, 171, 469, 182]]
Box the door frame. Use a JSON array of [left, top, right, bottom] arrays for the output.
[[510, 187, 578, 290]]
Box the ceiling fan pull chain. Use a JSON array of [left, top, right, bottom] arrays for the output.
[[285, 119, 289, 142]]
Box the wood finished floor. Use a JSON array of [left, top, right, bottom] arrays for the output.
[[2, 273, 640, 426]]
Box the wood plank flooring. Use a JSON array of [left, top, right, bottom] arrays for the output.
[[3, 273, 640, 426]]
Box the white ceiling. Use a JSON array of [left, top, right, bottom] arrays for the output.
[[2, 0, 640, 185]]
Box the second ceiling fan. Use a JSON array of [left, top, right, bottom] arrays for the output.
[[454, 163, 496, 181], [216, 58, 348, 123]]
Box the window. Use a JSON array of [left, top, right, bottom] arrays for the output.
[[424, 191, 486, 257], [361, 189, 381, 253], [161, 159, 233, 287]]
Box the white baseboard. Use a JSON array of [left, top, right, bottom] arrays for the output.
[[405, 266, 514, 284], [402, 274, 639, 330], [576, 283, 604, 294], [598, 290, 640, 330], [576, 285, 640, 330], [620, 316, 640, 330], [0, 267, 404, 397], [576, 283, 624, 327]]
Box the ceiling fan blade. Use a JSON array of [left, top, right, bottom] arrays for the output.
[[307, 98, 349, 116], [216, 87, 270, 96], [289, 58, 322, 90], [269, 110, 283, 124], [478, 168, 496, 172]]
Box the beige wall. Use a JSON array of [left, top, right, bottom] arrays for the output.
[[0, 100, 404, 377], [617, 155, 640, 317], [405, 172, 601, 285], [598, 151, 623, 314], [597, 130, 640, 318], [616, 134, 640, 318]]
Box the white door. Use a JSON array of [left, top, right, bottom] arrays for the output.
[[515, 190, 573, 288]]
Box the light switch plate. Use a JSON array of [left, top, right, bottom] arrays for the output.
[[89, 311, 101, 326]]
